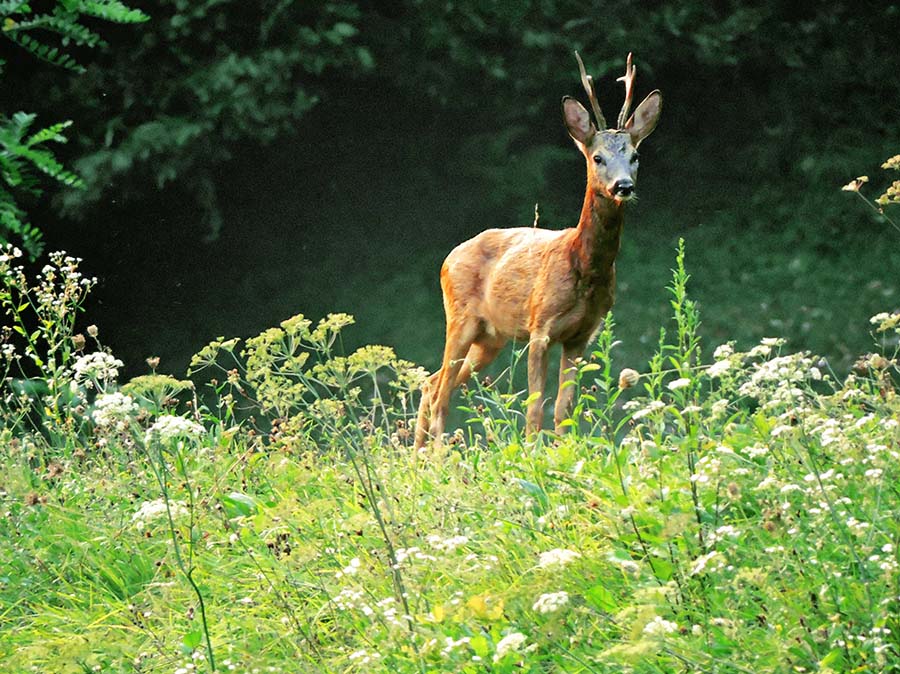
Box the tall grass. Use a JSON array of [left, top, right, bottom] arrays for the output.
[[1, 240, 899, 673]]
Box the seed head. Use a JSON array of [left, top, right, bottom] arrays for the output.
[[618, 368, 640, 390]]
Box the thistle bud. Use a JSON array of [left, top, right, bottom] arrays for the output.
[[86, 325, 99, 338], [618, 368, 639, 390], [146, 356, 160, 371], [72, 334, 86, 351]]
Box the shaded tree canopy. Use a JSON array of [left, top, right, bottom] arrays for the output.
[[6, 0, 899, 244]]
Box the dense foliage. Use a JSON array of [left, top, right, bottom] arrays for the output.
[[10, 1, 899, 239]]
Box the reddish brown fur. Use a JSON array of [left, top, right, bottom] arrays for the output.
[[415, 57, 662, 449]]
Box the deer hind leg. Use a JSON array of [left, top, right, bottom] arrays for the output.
[[414, 370, 441, 449], [454, 339, 505, 387], [415, 319, 480, 448], [526, 334, 551, 436], [415, 338, 504, 450], [554, 340, 586, 433]]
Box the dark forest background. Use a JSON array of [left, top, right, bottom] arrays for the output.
[[3, 0, 899, 380]]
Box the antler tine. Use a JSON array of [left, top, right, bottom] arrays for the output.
[[616, 52, 636, 129], [574, 51, 607, 129]]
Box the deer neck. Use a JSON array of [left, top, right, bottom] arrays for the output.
[[572, 187, 625, 283]]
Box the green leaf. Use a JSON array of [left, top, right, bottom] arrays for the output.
[[221, 491, 259, 518], [585, 583, 617, 612], [181, 628, 202, 651], [820, 648, 844, 667], [514, 478, 549, 513], [469, 635, 489, 658]]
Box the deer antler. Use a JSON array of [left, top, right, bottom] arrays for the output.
[[574, 51, 606, 129], [616, 52, 636, 129]]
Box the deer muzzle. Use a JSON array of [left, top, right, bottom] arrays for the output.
[[612, 178, 635, 199]]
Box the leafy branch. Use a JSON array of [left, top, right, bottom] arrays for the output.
[[1, 0, 148, 258]]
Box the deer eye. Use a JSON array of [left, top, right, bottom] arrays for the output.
[[593, 155, 604, 165], [630, 153, 640, 163]]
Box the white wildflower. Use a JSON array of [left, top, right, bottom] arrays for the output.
[[747, 344, 772, 358], [690, 551, 724, 576], [642, 615, 678, 636], [667, 377, 691, 391], [707, 359, 732, 378], [73, 352, 123, 388], [713, 343, 734, 361], [426, 534, 469, 552], [632, 400, 666, 420], [742, 444, 769, 458], [132, 498, 188, 529], [92, 392, 138, 429], [145, 415, 205, 444], [538, 548, 580, 569], [532, 591, 569, 614], [0, 245, 23, 263], [493, 632, 527, 662], [336, 557, 361, 578], [348, 649, 380, 665]]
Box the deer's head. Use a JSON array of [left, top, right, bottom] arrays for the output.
[[562, 53, 662, 203]]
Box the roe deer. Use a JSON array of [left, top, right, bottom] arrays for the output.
[[414, 53, 662, 449]]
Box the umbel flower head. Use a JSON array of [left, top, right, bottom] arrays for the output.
[[144, 415, 205, 445], [73, 352, 123, 388]]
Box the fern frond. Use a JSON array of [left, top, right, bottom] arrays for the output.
[[0, 154, 26, 186], [1, 112, 35, 144], [11, 13, 106, 48], [0, 186, 44, 258], [3, 30, 85, 72], [80, 1, 148, 24], [14, 146, 84, 188], [26, 120, 73, 146]]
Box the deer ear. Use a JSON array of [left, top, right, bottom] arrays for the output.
[[562, 96, 596, 146], [625, 90, 662, 147]]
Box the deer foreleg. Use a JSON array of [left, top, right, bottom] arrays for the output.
[[526, 335, 550, 435], [554, 342, 583, 432]]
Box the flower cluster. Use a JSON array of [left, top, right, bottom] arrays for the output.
[[92, 392, 138, 430], [537, 548, 580, 569], [144, 415, 205, 445], [532, 591, 569, 614], [132, 498, 188, 529], [426, 533, 469, 552], [73, 352, 123, 389], [493, 632, 527, 662], [737, 350, 820, 410], [642, 616, 678, 637]]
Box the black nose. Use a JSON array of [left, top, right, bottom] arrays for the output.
[[613, 179, 634, 197]]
